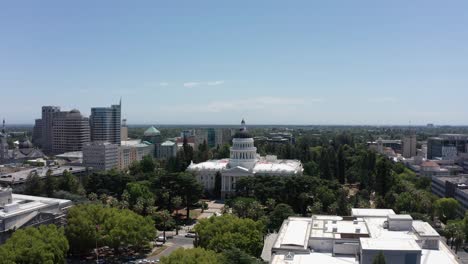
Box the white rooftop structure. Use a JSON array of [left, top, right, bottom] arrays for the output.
[[0, 188, 72, 243], [0, 165, 87, 184], [187, 120, 303, 198], [266, 208, 459, 264]]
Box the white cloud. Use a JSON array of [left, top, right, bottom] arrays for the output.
[[183, 80, 225, 88], [183, 82, 200, 88], [206, 80, 225, 86], [159, 82, 169, 87], [170, 96, 324, 113]]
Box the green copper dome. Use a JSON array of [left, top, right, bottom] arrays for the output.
[[144, 126, 161, 136]]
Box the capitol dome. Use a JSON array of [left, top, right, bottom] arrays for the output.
[[229, 119, 258, 170]]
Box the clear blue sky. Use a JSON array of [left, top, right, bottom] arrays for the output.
[[1, 0, 467, 125]]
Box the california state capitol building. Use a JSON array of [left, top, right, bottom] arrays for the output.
[[187, 120, 303, 198]]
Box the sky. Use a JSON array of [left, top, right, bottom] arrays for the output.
[[0, 1, 467, 125]]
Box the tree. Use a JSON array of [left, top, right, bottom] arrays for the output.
[[125, 182, 154, 209], [153, 210, 175, 241], [44, 169, 57, 197], [336, 188, 349, 216], [66, 204, 156, 254], [195, 215, 265, 257], [375, 158, 393, 196], [222, 247, 263, 264], [24, 171, 44, 196], [268, 203, 295, 231], [160, 248, 223, 264], [59, 170, 85, 195], [172, 196, 183, 215], [214, 171, 222, 198], [0, 225, 69, 264], [177, 172, 203, 221], [434, 198, 460, 223], [140, 155, 156, 173], [372, 251, 386, 264], [337, 145, 346, 184]]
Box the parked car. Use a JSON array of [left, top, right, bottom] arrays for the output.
[[156, 236, 166, 242], [185, 232, 197, 238]]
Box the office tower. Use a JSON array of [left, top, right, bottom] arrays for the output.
[[52, 109, 91, 154], [90, 101, 121, 145], [41, 106, 61, 154], [121, 119, 128, 141], [0, 119, 7, 162], [32, 119, 42, 147], [402, 135, 417, 158], [83, 141, 119, 171]]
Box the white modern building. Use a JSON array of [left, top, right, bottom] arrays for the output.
[[187, 120, 303, 198], [263, 208, 458, 264], [0, 187, 72, 243], [83, 141, 119, 171]]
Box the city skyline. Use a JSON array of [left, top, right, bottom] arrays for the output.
[[1, 1, 468, 125]]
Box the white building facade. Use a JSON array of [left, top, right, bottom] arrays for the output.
[[187, 120, 303, 198]]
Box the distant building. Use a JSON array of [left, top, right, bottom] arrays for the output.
[[427, 134, 468, 160], [83, 141, 119, 171], [143, 126, 162, 144], [263, 208, 458, 264], [118, 140, 154, 170], [215, 128, 233, 148], [32, 119, 42, 147], [0, 120, 7, 163], [52, 109, 91, 155], [157, 141, 177, 160], [40, 106, 61, 154], [187, 120, 303, 198], [0, 165, 87, 185], [369, 138, 402, 154], [121, 119, 128, 141], [402, 135, 417, 158], [432, 175, 468, 215], [0, 187, 72, 243], [90, 101, 121, 146]]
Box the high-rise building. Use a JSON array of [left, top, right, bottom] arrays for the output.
[[121, 119, 128, 141], [41, 106, 61, 154], [0, 119, 8, 163], [90, 101, 121, 145], [83, 141, 119, 171], [52, 109, 91, 154], [32, 119, 42, 147], [402, 135, 417, 158]]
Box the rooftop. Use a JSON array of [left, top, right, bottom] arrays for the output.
[[360, 238, 421, 251]]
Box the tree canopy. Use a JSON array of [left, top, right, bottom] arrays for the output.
[[160, 248, 224, 264], [0, 225, 69, 264], [194, 215, 265, 257]]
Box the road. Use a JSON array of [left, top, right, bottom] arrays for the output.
[[146, 200, 225, 261], [147, 235, 195, 261]]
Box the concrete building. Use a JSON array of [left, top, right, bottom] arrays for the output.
[[0, 187, 72, 244], [0, 165, 87, 185], [215, 128, 233, 148], [263, 208, 458, 264], [40, 106, 61, 154], [90, 101, 121, 146], [187, 120, 303, 198], [427, 134, 468, 160], [52, 109, 91, 155], [157, 140, 177, 160], [83, 141, 119, 171], [403, 135, 417, 158], [32, 118, 42, 147], [121, 119, 128, 141], [143, 126, 162, 145], [118, 140, 154, 170], [0, 120, 7, 163], [432, 175, 468, 215]]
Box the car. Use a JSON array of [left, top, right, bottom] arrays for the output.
[[155, 241, 164, 247], [156, 236, 166, 242], [185, 232, 197, 238]]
